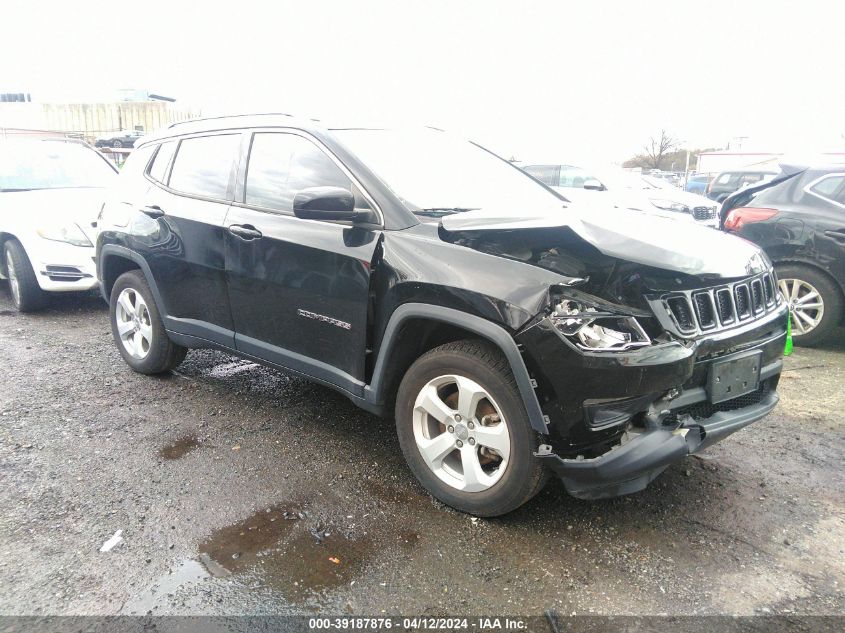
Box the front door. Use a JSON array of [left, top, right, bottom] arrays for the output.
[[224, 131, 381, 392]]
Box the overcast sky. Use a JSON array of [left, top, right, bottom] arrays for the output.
[[3, 0, 843, 163]]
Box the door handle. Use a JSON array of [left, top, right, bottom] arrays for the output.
[[228, 224, 263, 240], [141, 205, 164, 219], [824, 230, 845, 242]]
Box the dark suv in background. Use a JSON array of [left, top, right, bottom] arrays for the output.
[[722, 165, 845, 345], [707, 169, 779, 202], [96, 115, 787, 516]]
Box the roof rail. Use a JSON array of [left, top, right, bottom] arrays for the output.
[[167, 113, 295, 129]]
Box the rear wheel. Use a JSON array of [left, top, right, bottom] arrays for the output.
[[395, 340, 548, 516], [109, 270, 187, 373], [112, 139, 123, 148], [3, 239, 48, 312], [776, 263, 843, 347]]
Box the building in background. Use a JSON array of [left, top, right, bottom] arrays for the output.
[[0, 89, 200, 145]]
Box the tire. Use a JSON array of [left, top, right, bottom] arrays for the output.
[[776, 263, 843, 347], [109, 270, 187, 374], [395, 339, 548, 517], [3, 239, 48, 312], [112, 140, 123, 148]]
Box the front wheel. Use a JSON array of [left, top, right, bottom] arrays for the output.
[[109, 270, 187, 373], [777, 264, 843, 347], [3, 239, 47, 312], [395, 340, 548, 516]]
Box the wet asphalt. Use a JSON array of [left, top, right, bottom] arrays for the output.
[[0, 286, 843, 617]]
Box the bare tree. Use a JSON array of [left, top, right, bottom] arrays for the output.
[[643, 130, 679, 170]]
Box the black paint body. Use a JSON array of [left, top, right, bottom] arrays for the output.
[[96, 115, 787, 499]]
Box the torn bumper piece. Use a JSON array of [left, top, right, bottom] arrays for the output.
[[536, 389, 779, 500]]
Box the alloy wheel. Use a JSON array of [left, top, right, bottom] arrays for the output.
[[6, 250, 20, 306], [412, 374, 511, 492], [115, 287, 153, 359], [779, 277, 824, 335]]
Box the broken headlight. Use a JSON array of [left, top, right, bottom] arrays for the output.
[[649, 198, 690, 214], [550, 298, 651, 352]]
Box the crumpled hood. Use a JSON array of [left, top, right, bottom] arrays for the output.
[[439, 202, 769, 279], [0, 188, 106, 242]]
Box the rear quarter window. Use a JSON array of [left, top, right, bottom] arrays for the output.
[[148, 141, 177, 185]]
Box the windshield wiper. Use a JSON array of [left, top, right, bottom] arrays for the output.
[[415, 207, 479, 218]]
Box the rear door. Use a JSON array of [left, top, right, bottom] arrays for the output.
[[805, 173, 845, 286], [140, 133, 243, 346], [224, 130, 381, 391]]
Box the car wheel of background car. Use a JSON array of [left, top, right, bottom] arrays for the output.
[[112, 140, 122, 148], [395, 339, 548, 517], [776, 263, 843, 347], [109, 270, 187, 374], [3, 239, 48, 312]]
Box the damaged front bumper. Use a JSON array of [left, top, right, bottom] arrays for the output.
[[536, 359, 781, 499]]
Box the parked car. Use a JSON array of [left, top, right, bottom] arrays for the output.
[[706, 169, 779, 202], [685, 173, 713, 195], [95, 130, 144, 148], [721, 165, 845, 345], [0, 138, 117, 311], [97, 116, 787, 516], [522, 164, 721, 227]]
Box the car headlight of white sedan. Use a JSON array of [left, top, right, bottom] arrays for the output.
[[649, 198, 690, 214], [36, 223, 93, 247]]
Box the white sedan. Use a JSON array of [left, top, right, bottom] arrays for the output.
[[0, 139, 117, 311], [522, 163, 721, 228]]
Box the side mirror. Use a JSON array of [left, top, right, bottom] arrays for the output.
[[583, 178, 604, 191], [293, 186, 357, 221]]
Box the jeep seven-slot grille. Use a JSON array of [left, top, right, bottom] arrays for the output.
[[655, 270, 781, 337], [692, 206, 717, 221]]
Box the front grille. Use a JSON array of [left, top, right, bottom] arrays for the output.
[[715, 288, 735, 325], [692, 206, 717, 221], [693, 292, 716, 329], [667, 296, 695, 333], [654, 269, 782, 337], [675, 385, 768, 421]]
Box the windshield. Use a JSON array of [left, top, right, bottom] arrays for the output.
[[331, 128, 564, 215], [0, 141, 117, 191]]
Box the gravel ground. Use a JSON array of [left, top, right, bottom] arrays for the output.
[[1, 287, 844, 617]]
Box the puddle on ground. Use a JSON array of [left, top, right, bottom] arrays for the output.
[[198, 503, 374, 600], [159, 434, 201, 460], [122, 558, 209, 615]]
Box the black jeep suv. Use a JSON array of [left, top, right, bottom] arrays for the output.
[[96, 115, 787, 516]]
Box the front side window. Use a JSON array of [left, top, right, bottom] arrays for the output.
[[245, 133, 352, 212], [168, 134, 240, 200], [558, 165, 597, 188], [809, 175, 845, 201], [148, 141, 177, 185], [523, 165, 558, 186]]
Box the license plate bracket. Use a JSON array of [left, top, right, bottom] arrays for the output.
[[708, 350, 762, 404]]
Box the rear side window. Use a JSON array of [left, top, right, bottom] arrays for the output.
[[523, 165, 557, 186], [809, 175, 845, 200], [148, 141, 177, 185], [245, 133, 352, 212], [168, 134, 240, 200]]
